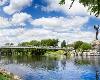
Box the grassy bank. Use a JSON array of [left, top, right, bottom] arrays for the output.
[[44, 50, 65, 58], [0, 68, 21, 80]]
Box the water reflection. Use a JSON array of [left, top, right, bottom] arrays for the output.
[[0, 55, 100, 80]]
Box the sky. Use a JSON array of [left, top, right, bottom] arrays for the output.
[[0, 0, 100, 46]]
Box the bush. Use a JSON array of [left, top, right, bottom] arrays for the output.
[[80, 43, 92, 52]]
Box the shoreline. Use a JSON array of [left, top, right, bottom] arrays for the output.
[[0, 68, 22, 80]]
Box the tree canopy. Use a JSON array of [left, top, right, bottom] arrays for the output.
[[73, 41, 83, 50], [59, 0, 100, 17], [80, 42, 92, 51], [73, 41, 92, 51], [61, 40, 66, 48], [18, 39, 59, 47]]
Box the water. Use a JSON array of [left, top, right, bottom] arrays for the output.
[[0, 55, 100, 80]]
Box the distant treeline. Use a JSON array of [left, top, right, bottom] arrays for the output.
[[18, 39, 59, 47]]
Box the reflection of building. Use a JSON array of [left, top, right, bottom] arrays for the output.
[[92, 40, 100, 52]]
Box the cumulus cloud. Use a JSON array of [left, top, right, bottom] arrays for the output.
[[0, 17, 11, 28], [11, 12, 32, 26], [29, 16, 95, 43], [31, 16, 89, 32], [0, 0, 95, 46], [3, 0, 32, 15], [0, 28, 25, 45], [42, 0, 88, 16], [0, 0, 8, 6], [0, 12, 32, 28]]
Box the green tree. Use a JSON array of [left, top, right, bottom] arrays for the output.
[[41, 39, 59, 47], [73, 41, 83, 51], [59, 0, 100, 17], [18, 42, 30, 46], [30, 40, 41, 46], [61, 40, 66, 48], [80, 42, 92, 52]]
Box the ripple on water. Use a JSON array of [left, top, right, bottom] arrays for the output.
[[0, 56, 100, 80]]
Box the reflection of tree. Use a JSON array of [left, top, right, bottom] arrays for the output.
[[0, 55, 69, 71], [74, 59, 90, 65], [75, 56, 100, 80], [59, 0, 100, 17], [96, 70, 99, 80]]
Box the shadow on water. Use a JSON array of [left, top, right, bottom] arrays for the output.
[[0, 54, 100, 80]]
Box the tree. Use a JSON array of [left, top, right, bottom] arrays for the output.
[[80, 42, 92, 52], [73, 41, 83, 51], [59, 0, 100, 17], [5, 43, 14, 46], [41, 39, 59, 47], [5, 43, 11, 46], [10, 43, 14, 46], [18, 42, 30, 46], [30, 40, 41, 46], [61, 40, 66, 48]]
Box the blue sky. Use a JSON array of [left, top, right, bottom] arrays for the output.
[[0, 0, 100, 45]]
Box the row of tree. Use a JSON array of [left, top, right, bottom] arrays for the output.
[[4, 40, 92, 52], [18, 39, 59, 47]]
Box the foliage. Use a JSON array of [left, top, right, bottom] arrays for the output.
[[73, 41, 83, 50], [61, 40, 66, 48], [18, 42, 30, 46], [0, 72, 17, 80], [30, 40, 41, 46], [18, 39, 59, 47], [41, 39, 59, 47], [5, 43, 14, 46], [73, 41, 92, 52], [59, 0, 100, 17], [80, 42, 92, 51], [44, 50, 65, 58]]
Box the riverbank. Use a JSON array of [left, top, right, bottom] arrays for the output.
[[44, 50, 65, 57], [0, 68, 21, 80]]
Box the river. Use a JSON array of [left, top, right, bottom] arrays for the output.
[[0, 55, 100, 80]]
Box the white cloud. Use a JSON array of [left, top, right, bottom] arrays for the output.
[[0, 12, 32, 28], [0, 0, 8, 6], [3, 0, 32, 15], [29, 16, 95, 44], [0, 28, 25, 45], [31, 16, 89, 32], [11, 12, 32, 26], [42, 0, 88, 16], [0, 17, 11, 28], [0, 13, 94, 45], [0, 0, 95, 46], [0, 25, 95, 46]]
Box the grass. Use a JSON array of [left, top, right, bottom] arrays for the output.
[[0, 73, 11, 80], [44, 50, 65, 58], [0, 71, 21, 80]]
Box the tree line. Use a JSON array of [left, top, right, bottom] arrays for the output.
[[18, 39, 59, 47]]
